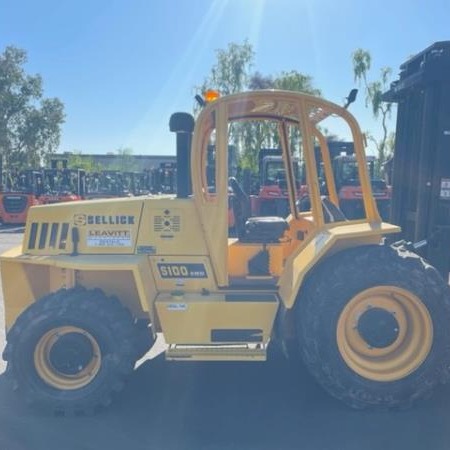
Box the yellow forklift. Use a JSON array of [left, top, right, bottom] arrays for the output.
[[2, 89, 450, 415]]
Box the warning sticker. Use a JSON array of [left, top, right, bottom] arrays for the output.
[[440, 178, 450, 200], [87, 229, 132, 247], [167, 303, 187, 311]]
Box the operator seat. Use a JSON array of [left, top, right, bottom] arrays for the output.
[[229, 177, 288, 243], [297, 195, 347, 223]]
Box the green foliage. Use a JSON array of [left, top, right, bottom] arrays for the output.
[[238, 121, 278, 171], [67, 148, 137, 173], [0, 46, 65, 169], [242, 70, 321, 171], [351, 49, 394, 168], [197, 40, 254, 97], [196, 41, 322, 174], [249, 70, 321, 96], [352, 49, 371, 84], [273, 70, 321, 96], [110, 147, 137, 172], [66, 151, 101, 172]]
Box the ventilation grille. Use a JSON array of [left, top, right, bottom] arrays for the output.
[[154, 215, 181, 233], [3, 195, 28, 213], [28, 222, 70, 251]]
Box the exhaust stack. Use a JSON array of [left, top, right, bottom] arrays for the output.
[[169, 113, 195, 198]]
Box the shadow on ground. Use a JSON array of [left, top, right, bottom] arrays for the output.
[[0, 225, 25, 234], [1, 349, 450, 450]]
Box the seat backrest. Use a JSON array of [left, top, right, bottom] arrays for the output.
[[242, 216, 289, 243], [321, 197, 347, 223]]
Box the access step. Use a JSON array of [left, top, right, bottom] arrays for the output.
[[166, 343, 267, 361]]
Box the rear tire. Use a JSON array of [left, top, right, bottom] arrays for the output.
[[3, 287, 136, 415], [296, 245, 450, 410]]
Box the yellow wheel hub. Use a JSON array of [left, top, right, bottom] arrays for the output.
[[34, 326, 102, 390], [336, 286, 433, 382]]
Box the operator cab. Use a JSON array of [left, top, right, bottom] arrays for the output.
[[191, 91, 380, 286]]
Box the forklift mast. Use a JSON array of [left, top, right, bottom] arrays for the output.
[[383, 41, 450, 277]]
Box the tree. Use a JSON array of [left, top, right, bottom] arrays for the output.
[[197, 40, 254, 98], [196, 41, 255, 170], [248, 71, 274, 90], [249, 69, 320, 95], [351, 49, 394, 169], [195, 42, 321, 172], [0, 46, 65, 169], [111, 147, 137, 172], [67, 151, 101, 172], [273, 70, 321, 96], [239, 70, 321, 170]]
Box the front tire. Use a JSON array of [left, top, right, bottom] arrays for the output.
[[3, 287, 136, 415], [296, 245, 450, 410]]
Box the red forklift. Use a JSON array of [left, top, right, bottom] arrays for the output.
[[250, 148, 306, 217], [0, 168, 44, 225], [295, 141, 391, 220], [332, 153, 391, 220]]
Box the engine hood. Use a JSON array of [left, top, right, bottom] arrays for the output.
[[23, 197, 145, 255]]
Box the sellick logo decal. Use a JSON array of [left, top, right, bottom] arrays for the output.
[[74, 214, 135, 226]]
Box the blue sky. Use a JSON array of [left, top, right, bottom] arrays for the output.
[[1, 0, 449, 156]]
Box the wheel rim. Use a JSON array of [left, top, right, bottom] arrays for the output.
[[34, 326, 102, 390], [336, 286, 433, 382]]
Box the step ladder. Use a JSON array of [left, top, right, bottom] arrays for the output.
[[166, 343, 268, 361]]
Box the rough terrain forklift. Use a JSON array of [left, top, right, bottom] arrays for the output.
[[2, 90, 450, 415]]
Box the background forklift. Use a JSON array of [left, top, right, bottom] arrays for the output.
[[41, 158, 85, 205], [296, 140, 391, 219], [0, 165, 44, 224], [383, 41, 450, 279], [150, 162, 177, 194], [125, 170, 152, 196], [85, 170, 133, 199], [331, 151, 391, 220], [249, 148, 306, 217]]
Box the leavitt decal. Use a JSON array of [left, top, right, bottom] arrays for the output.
[[87, 229, 132, 247]]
